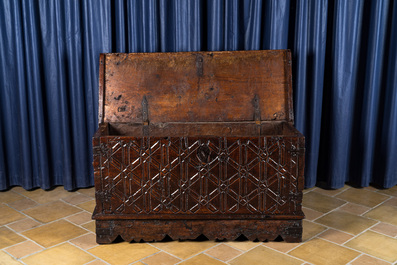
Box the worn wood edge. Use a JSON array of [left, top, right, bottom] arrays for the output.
[[98, 54, 106, 124], [95, 122, 304, 139], [282, 122, 304, 138], [298, 137, 306, 191], [93, 123, 109, 138], [95, 219, 303, 244], [92, 213, 305, 221], [100, 49, 288, 58], [284, 50, 294, 124]]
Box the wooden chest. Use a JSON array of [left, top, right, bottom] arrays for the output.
[[92, 50, 305, 243]]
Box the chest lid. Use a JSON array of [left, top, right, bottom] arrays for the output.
[[98, 50, 294, 124]]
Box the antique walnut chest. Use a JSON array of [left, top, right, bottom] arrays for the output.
[[92, 50, 305, 243]]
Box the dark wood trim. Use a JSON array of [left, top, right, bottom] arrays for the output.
[[98, 54, 106, 124], [95, 219, 302, 244]]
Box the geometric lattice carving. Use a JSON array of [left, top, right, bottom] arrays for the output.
[[93, 136, 304, 216]]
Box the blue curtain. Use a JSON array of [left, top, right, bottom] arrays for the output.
[[0, 0, 396, 190]]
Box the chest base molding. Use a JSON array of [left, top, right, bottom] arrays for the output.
[[95, 219, 302, 244]]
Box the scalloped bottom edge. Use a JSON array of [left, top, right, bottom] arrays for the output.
[[95, 219, 302, 244]]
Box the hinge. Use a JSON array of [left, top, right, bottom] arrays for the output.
[[142, 95, 149, 136], [253, 94, 261, 125], [196, 54, 204, 77]]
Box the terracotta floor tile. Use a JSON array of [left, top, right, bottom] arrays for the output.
[[230, 245, 301, 265], [22, 243, 95, 265], [77, 200, 96, 212], [371, 222, 397, 237], [364, 185, 380, 191], [336, 188, 389, 208], [0, 190, 25, 204], [69, 233, 98, 250], [289, 238, 359, 265], [312, 185, 349, 197], [339, 202, 371, 215], [5, 241, 43, 259], [151, 241, 217, 259], [62, 193, 93, 205], [345, 231, 397, 263], [0, 204, 25, 226], [317, 229, 354, 244], [315, 210, 377, 235], [88, 242, 158, 265], [302, 220, 327, 241], [85, 260, 109, 265], [7, 198, 38, 211], [81, 220, 96, 232], [0, 250, 21, 265], [382, 197, 397, 207], [205, 243, 242, 261], [350, 254, 391, 265], [16, 186, 72, 204], [364, 205, 397, 226], [377, 185, 397, 197], [302, 206, 323, 220], [77, 187, 95, 197], [6, 218, 41, 232], [23, 201, 81, 223], [263, 242, 301, 253], [142, 251, 181, 265], [22, 220, 87, 248], [11, 186, 25, 193], [302, 192, 346, 213], [10, 186, 30, 193], [181, 254, 226, 265], [225, 241, 261, 251], [303, 187, 317, 194], [0, 226, 25, 249], [66, 212, 92, 225]]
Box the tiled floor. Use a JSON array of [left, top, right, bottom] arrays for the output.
[[1, 185, 397, 265]]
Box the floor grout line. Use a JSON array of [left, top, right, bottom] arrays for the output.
[[213, 244, 265, 265], [309, 200, 352, 223], [146, 242, 199, 262], [260, 243, 308, 264], [346, 253, 365, 265], [309, 186, 352, 198], [311, 236, 393, 265], [11, 218, 98, 262], [132, 246, 163, 264], [224, 245, 259, 264], [340, 222, 395, 264]]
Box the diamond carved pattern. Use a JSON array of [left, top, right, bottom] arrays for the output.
[[94, 137, 303, 216]]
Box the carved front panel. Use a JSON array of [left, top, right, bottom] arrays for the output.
[[93, 136, 304, 217]]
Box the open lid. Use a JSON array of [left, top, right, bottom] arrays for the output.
[[98, 50, 294, 124]]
